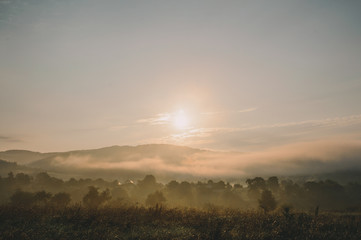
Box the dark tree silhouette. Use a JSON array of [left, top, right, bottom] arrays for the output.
[[136, 175, 162, 199], [267, 176, 280, 193], [10, 190, 34, 207], [34, 191, 52, 205], [51, 192, 71, 207], [7, 172, 14, 184], [83, 186, 111, 208], [145, 191, 166, 207], [35, 172, 64, 188], [259, 190, 277, 213], [15, 173, 31, 185], [247, 177, 266, 200]]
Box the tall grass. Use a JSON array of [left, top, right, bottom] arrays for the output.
[[0, 205, 360, 240]]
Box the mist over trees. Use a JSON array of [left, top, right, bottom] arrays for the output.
[[1, 171, 361, 212], [2, 143, 361, 186]]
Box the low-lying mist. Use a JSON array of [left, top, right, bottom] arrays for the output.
[[5, 139, 359, 181]]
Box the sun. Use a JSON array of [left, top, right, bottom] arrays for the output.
[[173, 110, 189, 129]]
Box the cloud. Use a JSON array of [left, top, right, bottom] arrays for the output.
[[201, 107, 257, 116], [39, 139, 361, 179], [155, 114, 361, 150], [234, 114, 361, 132], [137, 113, 171, 125], [136, 108, 258, 129], [237, 107, 258, 113], [42, 113, 361, 179], [237, 139, 361, 176], [129, 139, 361, 177]]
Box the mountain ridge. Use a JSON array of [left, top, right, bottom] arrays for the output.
[[1, 143, 361, 184], [0, 144, 208, 168]]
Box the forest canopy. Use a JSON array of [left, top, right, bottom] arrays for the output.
[[1, 171, 360, 212]]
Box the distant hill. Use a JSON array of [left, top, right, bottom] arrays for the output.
[[0, 159, 35, 177], [1, 144, 361, 183], [27, 144, 204, 169], [0, 150, 57, 165], [0, 144, 207, 180], [0, 159, 17, 168]]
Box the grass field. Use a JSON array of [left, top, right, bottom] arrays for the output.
[[1, 205, 360, 240]]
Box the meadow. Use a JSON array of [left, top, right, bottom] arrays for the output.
[[1, 172, 361, 239], [0, 205, 360, 240]]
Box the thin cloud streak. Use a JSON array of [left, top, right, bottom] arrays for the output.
[[153, 114, 361, 147], [201, 107, 258, 116], [137, 113, 171, 125], [237, 114, 361, 131], [237, 107, 258, 113]]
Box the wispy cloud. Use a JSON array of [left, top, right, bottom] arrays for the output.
[[148, 127, 240, 147], [137, 108, 258, 127], [237, 107, 258, 113], [151, 114, 361, 149], [137, 113, 171, 125], [201, 107, 258, 116], [236, 114, 361, 131]]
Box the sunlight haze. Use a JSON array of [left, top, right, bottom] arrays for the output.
[[1, 2, 361, 238], [1, 0, 361, 153]]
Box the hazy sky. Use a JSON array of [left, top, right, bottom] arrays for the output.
[[1, 0, 361, 152]]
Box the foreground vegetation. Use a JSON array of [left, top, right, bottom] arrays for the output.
[[1, 172, 361, 239], [0, 205, 360, 240]]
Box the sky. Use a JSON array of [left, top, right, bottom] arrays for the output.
[[1, 0, 361, 152]]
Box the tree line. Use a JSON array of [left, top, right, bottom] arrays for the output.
[[1, 172, 361, 212]]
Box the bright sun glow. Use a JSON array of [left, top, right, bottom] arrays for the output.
[[173, 110, 189, 129]]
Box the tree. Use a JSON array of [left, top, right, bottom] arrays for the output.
[[247, 177, 266, 200], [35, 172, 64, 188], [110, 186, 130, 206], [138, 175, 159, 192], [51, 192, 71, 207], [259, 190, 277, 213], [15, 173, 31, 185], [246, 177, 266, 190], [267, 176, 280, 193], [10, 190, 34, 207], [145, 191, 166, 207], [220, 190, 244, 209], [83, 186, 111, 208], [34, 191, 52, 206], [136, 175, 162, 199], [7, 172, 14, 184]]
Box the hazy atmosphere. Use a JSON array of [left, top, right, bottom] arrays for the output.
[[1, 1, 361, 239], [1, 0, 361, 152]]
